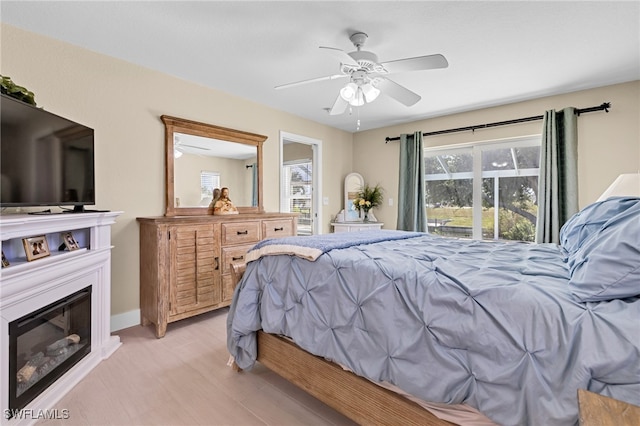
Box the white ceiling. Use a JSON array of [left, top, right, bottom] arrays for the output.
[[2, 1, 639, 133]]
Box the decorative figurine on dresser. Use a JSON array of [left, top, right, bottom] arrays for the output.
[[212, 187, 239, 215], [137, 115, 297, 338]]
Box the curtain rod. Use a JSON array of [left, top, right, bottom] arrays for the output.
[[384, 102, 611, 143]]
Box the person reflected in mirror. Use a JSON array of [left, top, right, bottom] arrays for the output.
[[213, 187, 239, 215], [208, 188, 221, 210], [212, 188, 221, 203]]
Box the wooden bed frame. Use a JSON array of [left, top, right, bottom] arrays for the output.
[[256, 331, 452, 425], [229, 264, 639, 426]]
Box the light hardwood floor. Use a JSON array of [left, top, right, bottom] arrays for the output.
[[38, 308, 356, 426]]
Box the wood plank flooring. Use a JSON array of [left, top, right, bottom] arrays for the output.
[[37, 308, 356, 426]]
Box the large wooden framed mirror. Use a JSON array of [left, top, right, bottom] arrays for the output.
[[162, 115, 265, 216]]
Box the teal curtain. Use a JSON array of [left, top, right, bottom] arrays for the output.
[[535, 108, 579, 243], [251, 163, 258, 206], [397, 132, 427, 232]]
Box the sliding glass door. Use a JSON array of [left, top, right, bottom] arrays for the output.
[[424, 136, 540, 242]]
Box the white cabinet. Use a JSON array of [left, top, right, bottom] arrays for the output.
[[331, 222, 384, 232]]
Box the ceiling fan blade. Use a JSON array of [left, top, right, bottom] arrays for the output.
[[181, 144, 209, 151], [275, 74, 347, 90], [381, 54, 448, 74], [319, 46, 360, 67], [375, 77, 421, 106], [329, 94, 348, 115]]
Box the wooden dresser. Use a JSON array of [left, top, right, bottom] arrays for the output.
[[137, 213, 297, 337]]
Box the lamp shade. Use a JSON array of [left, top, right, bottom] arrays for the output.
[[340, 83, 358, 101], [597, 173, 640, 201], [350, 87, 365, 106], [361, 83, 380, 103], [340, 80, 380, 106]]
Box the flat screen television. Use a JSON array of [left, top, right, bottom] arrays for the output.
[[1, 94, 95, 212]]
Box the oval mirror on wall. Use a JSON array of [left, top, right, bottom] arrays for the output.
[[344, 172, 364, 222]]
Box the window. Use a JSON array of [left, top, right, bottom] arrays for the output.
[[282, 161, 312, 235], [200, 171, 220, 205], [424, 136, 540, 242]]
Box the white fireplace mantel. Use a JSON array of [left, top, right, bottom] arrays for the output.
[[1, 212, 122, 425]]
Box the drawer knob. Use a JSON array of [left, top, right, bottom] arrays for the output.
[[214, 257, 219, 270], [237, 230, 248, 235], [274, 227, 284, 231], [232, 255, 244, 261]]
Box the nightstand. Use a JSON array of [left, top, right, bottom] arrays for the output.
[[331, 222, 384, 232]]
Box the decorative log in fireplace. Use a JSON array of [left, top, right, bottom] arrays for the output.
[[8, 287, 91, 415]]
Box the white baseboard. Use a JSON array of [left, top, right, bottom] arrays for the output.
[[110, 309, 140, 332]]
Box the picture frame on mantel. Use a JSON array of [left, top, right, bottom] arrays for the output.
[[23, 235, 51, 261], [61, 231, 80, 251]]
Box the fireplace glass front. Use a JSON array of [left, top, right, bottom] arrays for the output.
[[9, 286, 92, 413]]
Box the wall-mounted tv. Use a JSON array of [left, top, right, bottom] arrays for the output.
[[1, 94, 95, 212]]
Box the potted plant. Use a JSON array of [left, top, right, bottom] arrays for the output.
[[1, 75, 36, 105], [353, 183, 384, 222]]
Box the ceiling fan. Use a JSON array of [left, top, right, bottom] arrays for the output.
[[275, 32, 448, 115], [174, 134, 210, 158]]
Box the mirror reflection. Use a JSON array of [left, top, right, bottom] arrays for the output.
[[344, 172, 364, 221], [173, 133, 258, 208], [162, 115, 265, 216]]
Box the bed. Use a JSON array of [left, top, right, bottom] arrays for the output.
[[227, 196, 640, 425]]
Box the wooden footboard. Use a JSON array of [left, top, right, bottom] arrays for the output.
[[577, 389, 640, 426], [256, 331, 452, 426]]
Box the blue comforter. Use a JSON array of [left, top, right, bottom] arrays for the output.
[[227, 228, 640, 425]]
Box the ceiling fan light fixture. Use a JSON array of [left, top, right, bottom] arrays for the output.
[[340, 82, 358, 101], [349, 87, 365, 106], [361, 82, 380, 103]]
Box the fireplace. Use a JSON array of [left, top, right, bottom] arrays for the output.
[[8, 286, 92, 415], [1, 212, 121, 423]]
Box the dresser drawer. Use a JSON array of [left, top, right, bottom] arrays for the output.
[[262, 218, 295, 239], [221, 243, 254, 275], [221, 221, 260, 245]]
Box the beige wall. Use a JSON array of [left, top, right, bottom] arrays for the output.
[[354, 81, 640, 228], [1, 24, 353, 323]]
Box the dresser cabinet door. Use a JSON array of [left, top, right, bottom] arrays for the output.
[[169, 224, 221, 315]]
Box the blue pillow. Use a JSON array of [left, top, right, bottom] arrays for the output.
[[567, 199, 640, 302], [560, 197, 640, 255]]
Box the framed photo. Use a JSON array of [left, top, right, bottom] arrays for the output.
[[61, 232, 80, 251], [22, 235, 51, 261], [1, 251, 9, 268], [345, 198, 360, 222]]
